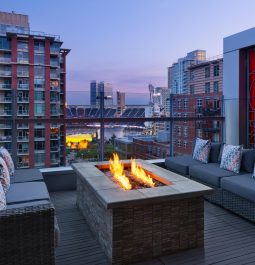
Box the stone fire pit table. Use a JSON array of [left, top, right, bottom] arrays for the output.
[[72, 160, 213, 265]]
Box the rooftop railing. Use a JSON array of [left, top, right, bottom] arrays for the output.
[[0, 90, 229, 168]]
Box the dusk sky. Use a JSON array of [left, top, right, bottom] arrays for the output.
[[2, 0, 255, 100]]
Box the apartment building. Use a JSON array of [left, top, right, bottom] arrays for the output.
[[0, 11, 69, 168], [172, 58, 223, 155], [168, 50, 206, 94]]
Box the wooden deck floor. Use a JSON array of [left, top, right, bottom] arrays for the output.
[[51, 191, 255, 265]]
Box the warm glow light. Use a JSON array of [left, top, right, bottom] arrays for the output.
[[66, 134, 93, 143], [109, 153, 132, 190], [131, 159, 155, 187], [78, 140, 88, 149]]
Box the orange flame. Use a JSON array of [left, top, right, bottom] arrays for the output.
[[109, 153, 132, 190], [131, 159, 155, 187]]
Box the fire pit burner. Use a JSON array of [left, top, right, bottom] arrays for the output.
[[97, 153, 172, 190]]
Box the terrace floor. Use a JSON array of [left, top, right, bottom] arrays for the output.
[[51, 191, 255, 265]]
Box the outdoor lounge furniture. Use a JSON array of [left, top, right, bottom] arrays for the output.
[[0, 168, 58, 265], [165, 144, 255, 222]]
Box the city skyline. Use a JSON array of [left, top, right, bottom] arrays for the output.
[[2, 0, 255, 94]]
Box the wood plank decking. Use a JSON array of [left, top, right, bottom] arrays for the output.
[[51, 191, 255, 265]]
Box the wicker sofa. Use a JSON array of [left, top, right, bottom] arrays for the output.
[[165, 144, 255, 223], [0, 169, 57, 265]]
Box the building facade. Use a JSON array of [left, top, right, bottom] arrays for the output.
[[116, 90, 125, 116], [168, 50, 206, 94], [90, 80, 113, 106], [0, 11, 69, 168], [172, 58, 223, 155]]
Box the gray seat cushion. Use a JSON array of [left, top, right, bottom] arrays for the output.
[[11, 169, 44, 184], [6, 182, 50, 204], [240, 149, 255, 173], [221, 174, 255, 203], [6, 199, 50, 209], [189, 163, 245, 187], [165, 155, 203, 175]]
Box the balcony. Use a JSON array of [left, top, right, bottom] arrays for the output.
[[17, 123, 29, 129], [201, 125, 221, 132], [0, 70, 11, 77], [0, 57, 11, 64], [0, 109, 11, 116], [0, 96, 11, 103], [0, 84, 11, 90], [17, 59, 29, 64], [50, 158, 60, 164], [17, 161, 29, 168], [50, 98, 60, 103], [17, 97, 29, 103], [50, 134, 60, 140], [196, 106, 222, 116], [18, 84, 29, 90], [17, 148, 29, 155], [17, 110, 29, 116], [50, 72, 60, 79], [50, 146, 60, 152], [17, 136, 29, 142], [17, 71, 29, 77], [50, 86, 60, 92], [0, 123, 12, 129], [50, 60, 60, 67], [0, 135, 12, 141], [50, 111, 61, 116]]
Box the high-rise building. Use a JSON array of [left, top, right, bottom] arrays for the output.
[[100, 82, 113, 106], [168, 50, 206, 94], [116, 90, 125, 116], [90, 80, 113, 106], [90, 80, 98, 106], [0, 11, 69, 168]]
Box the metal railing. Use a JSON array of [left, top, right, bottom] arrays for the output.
[[4, 28, 60, 41]]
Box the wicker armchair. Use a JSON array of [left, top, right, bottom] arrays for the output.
[[0, 203, 56, 265]]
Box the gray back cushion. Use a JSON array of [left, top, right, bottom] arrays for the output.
[[209, 143, 221, 163], [218, 143, 225, 163], [240, 149, 255, 173]]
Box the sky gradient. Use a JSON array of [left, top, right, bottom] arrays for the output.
[[1, 0, 255, 98]]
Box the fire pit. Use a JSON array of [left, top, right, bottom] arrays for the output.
[[73, 156, 213, 265]]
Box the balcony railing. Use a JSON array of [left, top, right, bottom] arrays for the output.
[[17, 71, 29, 77], [0, 84, 11, 89], [0, 110, 11, 115], [17, 97, 29, 103], [50, 60, 59, 67], [0, 136, 12, 141], [17, 162, 29, 168], [50, 73, 60, 79], [17, 110, 29, 116], [50, 86, 60, 92], [50, 146, 60, 152], [0, 57, 11, 63], [18, 84, 29, 90], [17, 149, 29, 154], [0, 70, 11, 76], [17, 136, 29, 141], [0, 123, 12, 129], [0, 97, 12, 102]]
